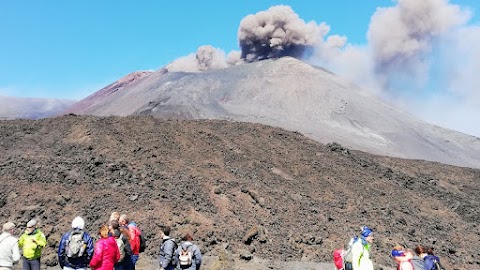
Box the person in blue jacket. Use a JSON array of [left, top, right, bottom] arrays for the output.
[[57, 217, 94, 270], [424, 246, 442, 270]]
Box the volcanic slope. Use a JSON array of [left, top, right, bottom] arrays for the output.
[[0, 115, 479, 269], [64, 57, 480, 169]]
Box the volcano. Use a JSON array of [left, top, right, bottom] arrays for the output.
[[64, 57, 480, 169]]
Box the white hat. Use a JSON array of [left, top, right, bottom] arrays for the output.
[[71, 216, 85, 229], [26, 219, 37, 228], [3, 222, 15, 231]]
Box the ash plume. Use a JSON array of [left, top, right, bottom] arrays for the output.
[[367, 0, 469, 86], [238, 5, 326, 62], [167, 45, 229, 72]]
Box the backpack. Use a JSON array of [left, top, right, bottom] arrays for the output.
[[333, 249, 345, 270], [178, 244, 193, 267], [341, 236, 357, 270], [139, 230, 146, 253], [66, 230, 86, 258], [333, 236, 358, 270]]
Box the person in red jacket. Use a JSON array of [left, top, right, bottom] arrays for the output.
[[118, 215, 141, 266], [90, 225, 120, 270]]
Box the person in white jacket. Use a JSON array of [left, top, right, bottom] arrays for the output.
[[351, 226, 374, 270], [0, 222, 21, 270]]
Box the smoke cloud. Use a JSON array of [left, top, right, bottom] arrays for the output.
[[367, 0, 469, 88], [237, 5, 328, 62], [167, 45, 229, 72], [306, 0, 480, 136]]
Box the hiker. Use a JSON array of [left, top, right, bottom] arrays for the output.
[[159, 225, 177, 270], [175, 233, 202, 270], [351, 226, 374, 270], [108, 220, 134, 270], [90, 225, 120, 270], [411, 246, 427, 270], [57, 216, 94, 270], [18, 219, 46, 270], [118, 215, 141, 266], [424, 246, 442, 270], [391, 245, 413, 270], [0, 222, 21, 269]]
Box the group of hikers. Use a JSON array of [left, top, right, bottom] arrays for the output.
[[1, 216, 446, 270], [0, 212, 202, 270], [334, 226, 445, 270]]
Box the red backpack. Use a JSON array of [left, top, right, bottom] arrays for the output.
[[333, 249, 345, 270]]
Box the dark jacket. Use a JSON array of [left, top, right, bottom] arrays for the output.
[[57, 229, 94, 269]]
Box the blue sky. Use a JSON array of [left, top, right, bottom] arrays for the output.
[[0, 0, 423, 99]]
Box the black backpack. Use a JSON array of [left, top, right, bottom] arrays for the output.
[[139, 230, 146, 253]]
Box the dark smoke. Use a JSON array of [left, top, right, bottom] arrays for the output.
[[238, 5, 322, 62]]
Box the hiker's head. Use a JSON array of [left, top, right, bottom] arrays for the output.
[[108, 219, 120, 231], [391, 245, 413, 263], [26, 219, 37, 233], [110, 211, 120, 221], [72, 216, 85, 230], [414, 245, 427, 256], [2, 222, 15, 233], [391, 246, 405, 257], [183, 232, 193, 241], [98, 225, 110, 239], [361, 225, 374, 243], [160, 225, 171, 237], [113, 229, 121, 238], [119, 214, 129, 226]]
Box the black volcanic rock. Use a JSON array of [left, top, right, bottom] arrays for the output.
[[0, 115, 479, 269]]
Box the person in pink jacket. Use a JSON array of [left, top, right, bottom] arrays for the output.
[[90, 225, 120, 270]]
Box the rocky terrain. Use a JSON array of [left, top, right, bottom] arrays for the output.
[[0, 115, 479, 269]]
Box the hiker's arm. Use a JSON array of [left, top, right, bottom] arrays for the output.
[[164, 241, 175, 265], [36, 231, 47, 248], [57, 234, 67, 268], [89, 241, 103, 269], [85, 234, 95, 262], [12, 241, 20, 263], [18, 234, 25, 248], [194, 246, 203, 270]]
